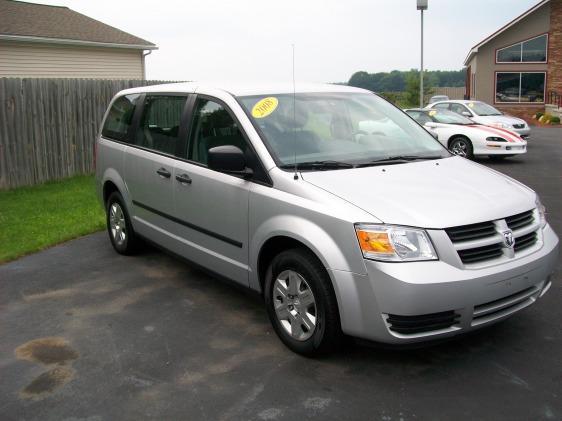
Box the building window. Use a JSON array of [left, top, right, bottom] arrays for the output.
[[495, 72, 545, 103], [496, 34, 547, 63]]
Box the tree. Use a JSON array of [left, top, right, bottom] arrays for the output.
[[403, 70, 435, 107], [347, 69, 464, 92]]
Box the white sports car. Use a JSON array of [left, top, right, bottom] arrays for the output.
[[405, 108, 527, 160]]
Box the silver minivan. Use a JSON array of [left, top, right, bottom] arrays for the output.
[[95, 82, 559, 355]]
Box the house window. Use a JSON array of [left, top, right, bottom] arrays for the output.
[[495, 72, 545, 103], [496, 34, 547, 63]]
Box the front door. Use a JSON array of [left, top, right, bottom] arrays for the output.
[[172, 97, 251, 285]]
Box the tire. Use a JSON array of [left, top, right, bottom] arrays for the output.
[[488, 154, 515, 160], [264, 248, 343, 356], [106, 191, 141, 255], [449, 137, 474, 159]]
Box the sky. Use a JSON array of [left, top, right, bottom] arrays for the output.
[[30, 0, 539, 83]]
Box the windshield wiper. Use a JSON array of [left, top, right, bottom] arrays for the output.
[[356, 155, 442, 167], [279, 160, 354, 171]]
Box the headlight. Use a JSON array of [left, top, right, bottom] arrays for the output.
[[491, 122, 510, 129], [486, 136, 507, 142], [355, 224, 438, 262], [536, 197, 546, 227]]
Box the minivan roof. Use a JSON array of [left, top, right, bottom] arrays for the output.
[[117, 81, 369, 97]]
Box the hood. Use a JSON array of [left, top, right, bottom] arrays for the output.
[[473, 114, 526, 126], [467, 124, 524, 142], [301, 156, 535, 228]]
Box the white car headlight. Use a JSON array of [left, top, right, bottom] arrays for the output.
[[355, 224, 438, 262], [536, 197, 547, 228], [491, 122, 511, 129]]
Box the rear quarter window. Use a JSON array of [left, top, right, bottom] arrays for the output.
[[102, 94, 140, 141]]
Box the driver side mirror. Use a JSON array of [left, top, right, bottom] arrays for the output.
[[461, 111, 472, 117], [425, 122, 438, 129], [208, 145, 253, 178]]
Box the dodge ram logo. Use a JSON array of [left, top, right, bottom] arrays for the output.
[[502, 230, 515, 248]]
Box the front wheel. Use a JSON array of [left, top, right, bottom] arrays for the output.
[[264, 249, 343, 356], [449, 137, 474, 159]]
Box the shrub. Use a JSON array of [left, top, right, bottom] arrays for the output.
[[550, 116, 560, 124], [535, 112, 544, 119]]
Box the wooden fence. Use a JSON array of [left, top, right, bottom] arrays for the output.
[[0, 78, 176, 189]]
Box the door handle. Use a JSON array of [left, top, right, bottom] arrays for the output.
[[175, 173, 192, 185], [156, 168, 171, 178]]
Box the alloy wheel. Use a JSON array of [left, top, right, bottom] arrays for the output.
[[109, 202, 127, 246], [451, 140, 468, 157], [273, 270, 317, 341]]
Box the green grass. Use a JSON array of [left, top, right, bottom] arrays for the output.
[[0, 175, 105, 263]]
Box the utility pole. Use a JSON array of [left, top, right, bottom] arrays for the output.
[[417, 0, 428, 108]]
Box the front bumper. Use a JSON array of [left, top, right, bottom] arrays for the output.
[[331, 224, 558, 344], [481, 142, 527, 155]]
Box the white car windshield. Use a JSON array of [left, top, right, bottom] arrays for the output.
[[429, 109, 473, 125], [238, 93, 449, 168], [467, 102, 502, 116]]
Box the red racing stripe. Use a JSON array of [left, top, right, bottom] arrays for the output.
[[468, 125, 521, 143]]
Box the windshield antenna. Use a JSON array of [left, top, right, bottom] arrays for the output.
[[292, 43, 298, 180]]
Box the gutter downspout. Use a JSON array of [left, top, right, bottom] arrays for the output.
[[142, 50, 152, 80]]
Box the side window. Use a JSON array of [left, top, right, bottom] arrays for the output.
[[450, 103, 471, 116], [188, 99, 246, 165], [135, 95, 187, 155], [412, 112, 432, 125], [433, 103, 450, 110], [406, 111, 421, 122], [102, 94, 140, 141]]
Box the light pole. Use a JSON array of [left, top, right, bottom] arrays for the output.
[[417, 0, 428, 108]]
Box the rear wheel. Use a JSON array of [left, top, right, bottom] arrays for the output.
[[106, 191, 141, 255], [449, 137, 474, 159], [264, 248, 343, 356]]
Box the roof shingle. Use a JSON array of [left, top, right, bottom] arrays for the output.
[[0, 0, 156, 48]]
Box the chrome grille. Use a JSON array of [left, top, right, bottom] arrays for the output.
[[505, 210, 534, 230], [457, 243, 503, 264], [446, 208, 539, 265], [445, 221, 496, 242], [514, 231, 537, 252], [512, 124, 525, 129]]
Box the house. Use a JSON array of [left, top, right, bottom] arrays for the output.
[[464, 0, 561, 119], [0, 0, 157, 79]]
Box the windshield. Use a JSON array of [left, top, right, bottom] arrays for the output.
[[468, 102, 502, 116], [238, 93, 449, 167], [428, 109, 473, 125]]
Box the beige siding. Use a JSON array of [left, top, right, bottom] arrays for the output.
[[0, 41, 143, 79], [473, 3, 550, 104]]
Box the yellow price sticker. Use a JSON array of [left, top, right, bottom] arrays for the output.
[[468, 102, 475, 108], [251, 97, 278, 118], [428, 110, 437, 116]]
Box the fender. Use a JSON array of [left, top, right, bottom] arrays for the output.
[[249, 214, 367, 292], [101, 167, 130, 209]]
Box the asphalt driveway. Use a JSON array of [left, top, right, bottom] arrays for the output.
[[1, 127, 561, 421]]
